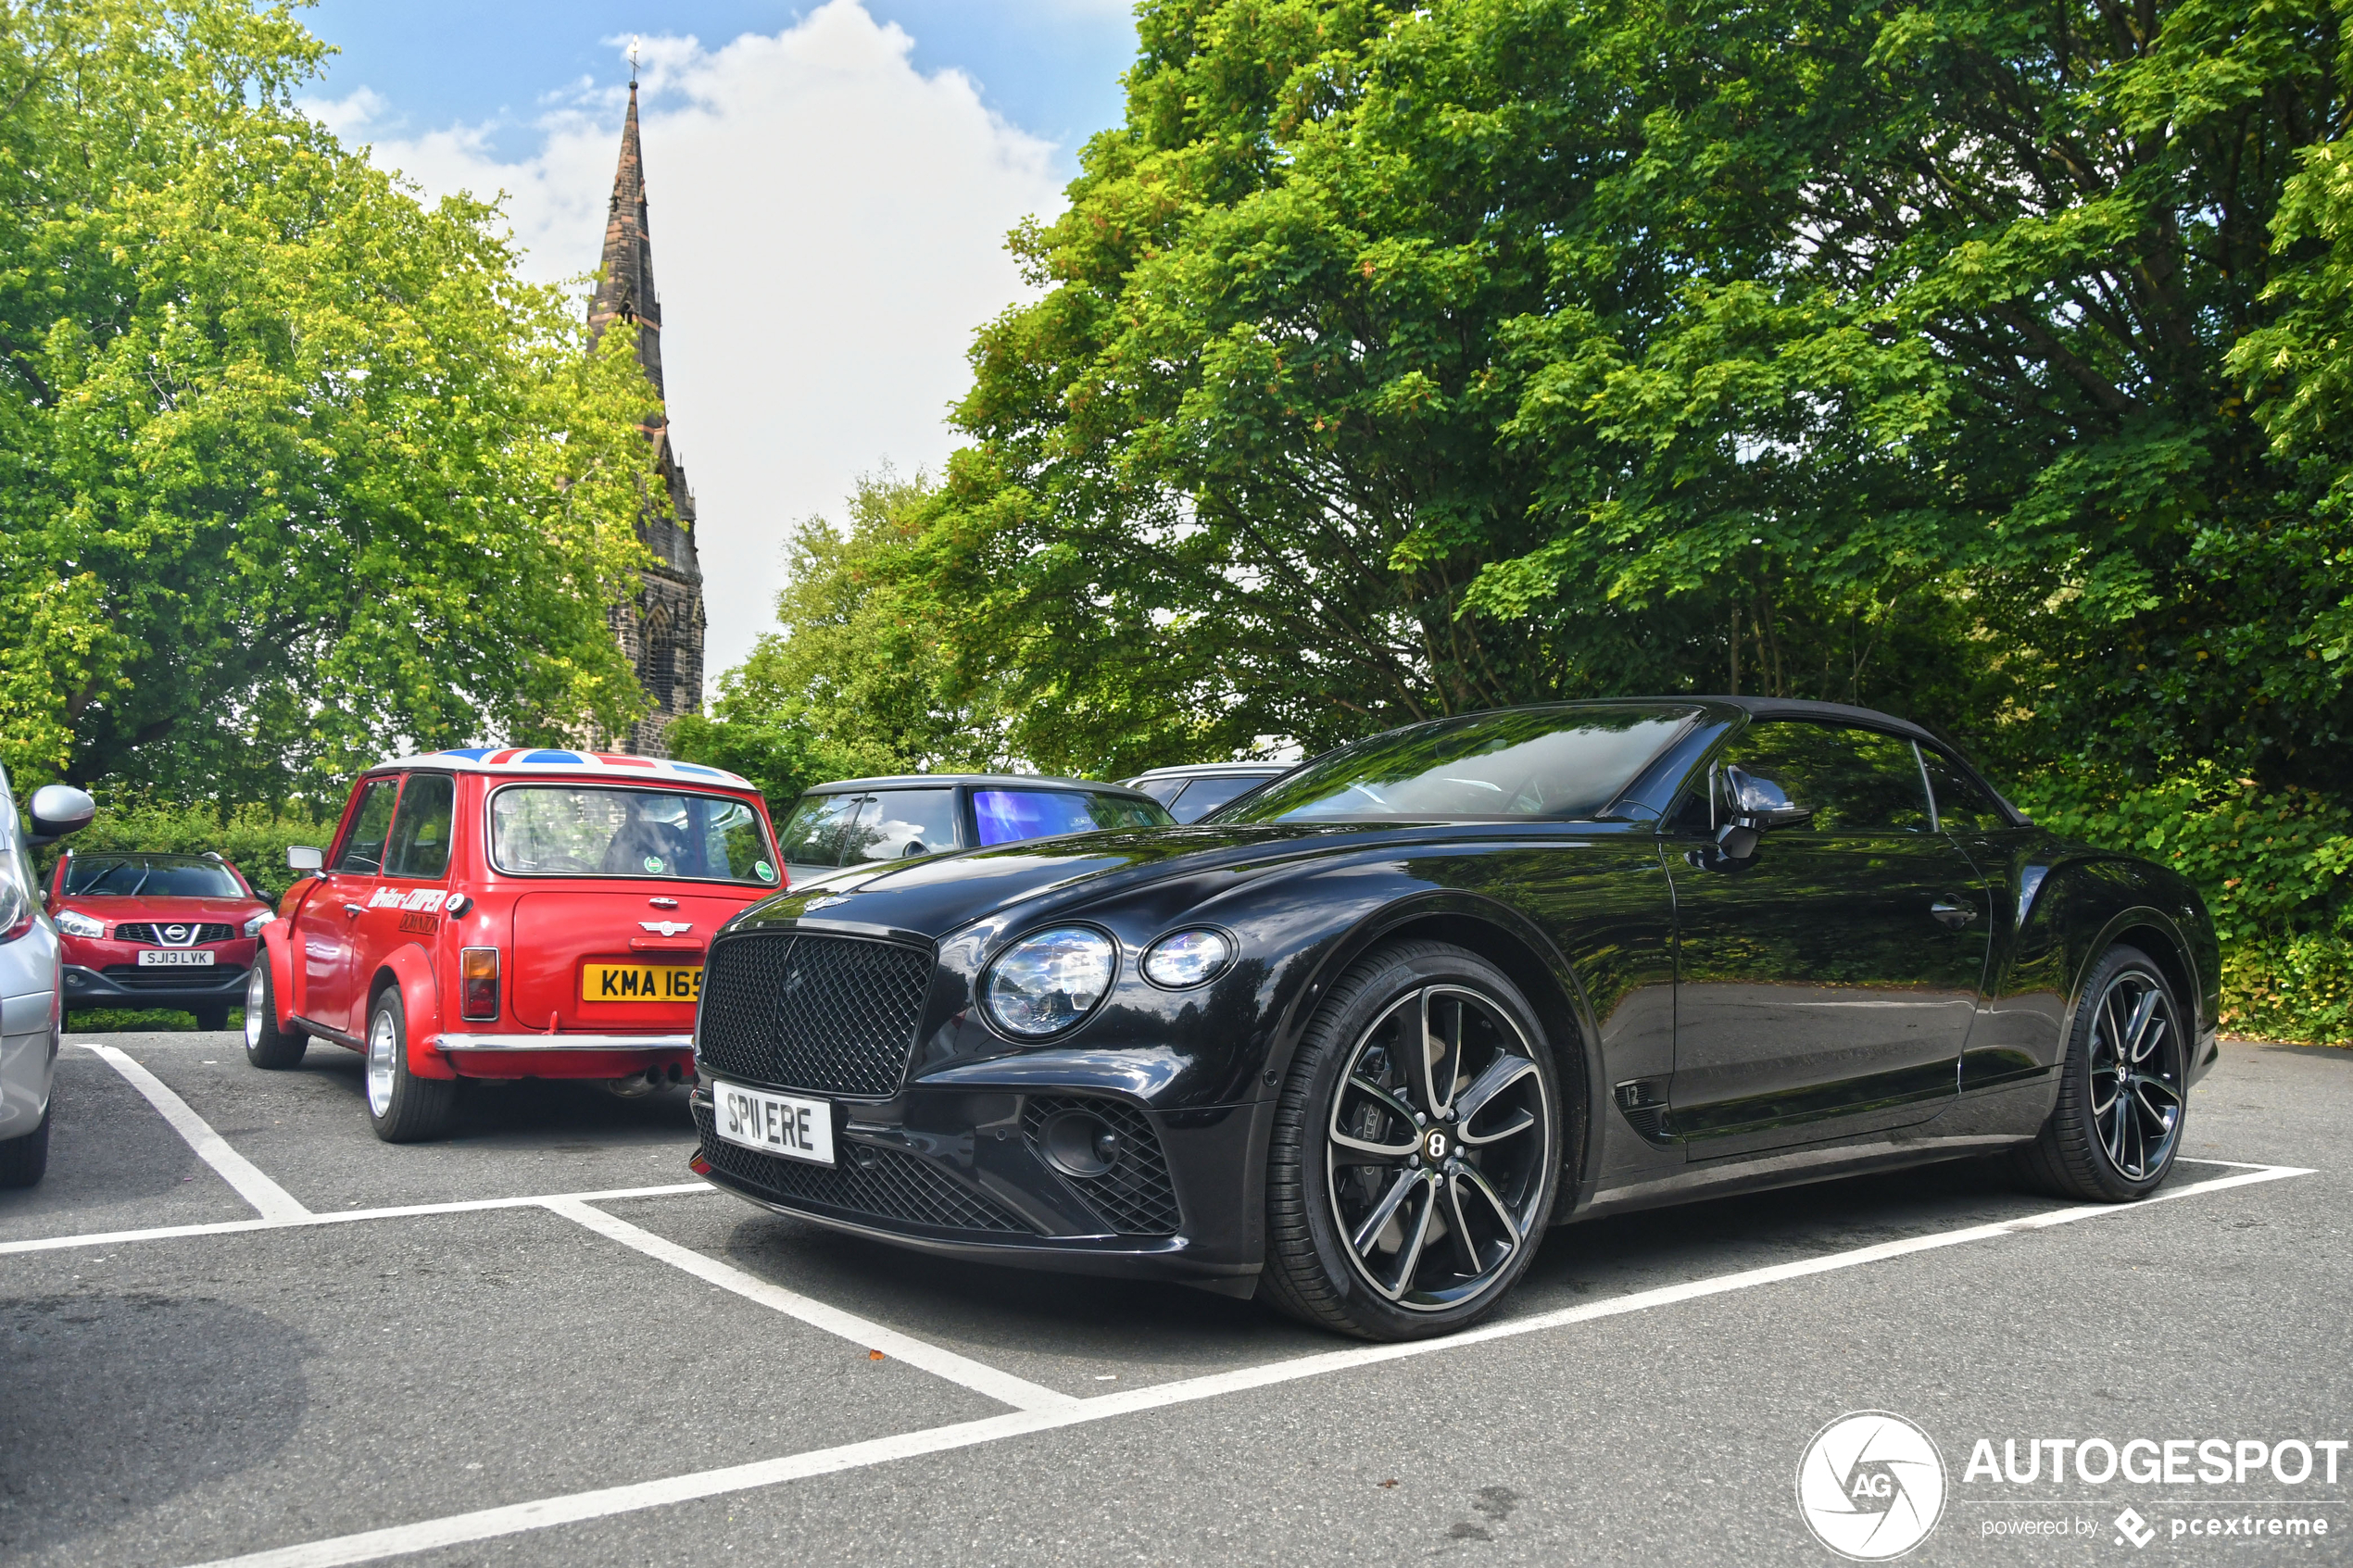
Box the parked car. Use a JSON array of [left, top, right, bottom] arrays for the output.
[[1, 769, 95, 1186], [686, 698, 2218, 1341], [1121, 762, 1291, 823], [47, 851, 274, 1029], [248, 747, 783, 1143], [775, 774, 1174, 886]]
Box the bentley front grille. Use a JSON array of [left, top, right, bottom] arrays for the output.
[[695, 932, 934, 1098]]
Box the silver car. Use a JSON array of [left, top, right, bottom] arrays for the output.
[[0, 766, 94, 1187]]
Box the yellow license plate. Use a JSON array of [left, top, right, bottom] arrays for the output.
[[581, 963, 703, 1004]]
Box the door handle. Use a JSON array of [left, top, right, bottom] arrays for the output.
[[1930, 898, 1979, 928]]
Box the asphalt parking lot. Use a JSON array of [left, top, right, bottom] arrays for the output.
[[1, 1035, 2345, 1567]]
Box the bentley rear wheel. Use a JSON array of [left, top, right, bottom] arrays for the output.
[[2015, 944, 2187, 1201], [1262, 940, 1561, 1341]]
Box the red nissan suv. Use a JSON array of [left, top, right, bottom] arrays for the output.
[[48, 852, 275, 1029], [246, 747, 784, 1141]]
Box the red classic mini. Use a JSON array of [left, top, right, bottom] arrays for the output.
[[246, 748, 784, 1141]]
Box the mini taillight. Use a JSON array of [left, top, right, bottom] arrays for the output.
[[459, 947, 499, 1022]]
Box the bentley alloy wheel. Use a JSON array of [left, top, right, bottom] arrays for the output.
[[1326, 982, 1554, 1310], [2017, 944, 2187, 1201], [2085, 962, 2184, 1181], [1264, 940, 1561, 1341]]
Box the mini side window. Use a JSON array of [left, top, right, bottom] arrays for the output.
[[334, 778, 401, 874], [384, 773, 457, 880]]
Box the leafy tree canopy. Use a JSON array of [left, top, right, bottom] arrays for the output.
[[893, 0, 2353, 791], [0, 0, 667, 801]]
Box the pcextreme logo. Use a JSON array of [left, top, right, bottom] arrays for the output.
[[1797, 1411, 1948, 1561]]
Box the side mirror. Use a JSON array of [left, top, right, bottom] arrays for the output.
[[1716, 768, 1814, 859], [26, 784, 95, 845], [287, 846, 325, 873]]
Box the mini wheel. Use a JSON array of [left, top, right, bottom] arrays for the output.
[[243, 961, 308, 1070], [363, 989, 459, 1143], [1261, 940, 1562, 1341], [2014, 944, 2187, 1201]]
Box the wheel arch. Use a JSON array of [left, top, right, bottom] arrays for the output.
[[1271, 892, 1603, 1201], [257, 922, 300, 1025], [368, 947, 454, 1080]]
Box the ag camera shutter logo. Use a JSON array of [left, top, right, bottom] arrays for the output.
[[1796, 1411, 1947, 1560]]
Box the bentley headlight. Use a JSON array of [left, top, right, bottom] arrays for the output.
[[242, 910, 275, 938], [54, 909, 106, 939], [982, 927, 1116, 1036], [1141, 928, 1233, 988]]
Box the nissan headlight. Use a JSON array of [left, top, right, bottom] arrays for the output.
[[54, 909, 106, 939], [243, 910, 275, 938], [1141, 928, 1233, 988], [982, 927, 1116, 1037]]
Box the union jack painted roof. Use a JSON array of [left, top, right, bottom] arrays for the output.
[[370, 748, 754, 789]]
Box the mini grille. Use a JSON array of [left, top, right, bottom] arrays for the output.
[[1021, 1096, 1182, 1236], [696, 933, 933, 1097], [694, 1103, 1028, 1234], [114, 922, 236, 946]]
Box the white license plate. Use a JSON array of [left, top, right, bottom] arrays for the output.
[[710, 1080, 835, 1167], [136, 949, 216, 968]]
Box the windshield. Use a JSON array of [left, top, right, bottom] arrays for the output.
[[973, 788, 1171, 846], [489, 785, 779, 885], [64, 855, 247, 898], [1220, 706, 1698, 823]]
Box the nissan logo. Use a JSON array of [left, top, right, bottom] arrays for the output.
[[164, 924, 190, 944]]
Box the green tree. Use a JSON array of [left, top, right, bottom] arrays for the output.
[[0, 0, 665, 800], [672, 470, 1018, 803], [925, 0, 2353, 788]]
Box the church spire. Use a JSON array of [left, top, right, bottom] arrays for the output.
[[588, 76, 663, 398]]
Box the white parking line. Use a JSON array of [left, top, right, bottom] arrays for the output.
[[178, 1160, 2315, 1568], [0, 1182, 716, 1257], [85, 1044, 311, 1222], [545, 1198, 1077, 1411]]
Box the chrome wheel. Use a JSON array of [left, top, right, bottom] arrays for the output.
[[1324, 984, 1554, 1312], [2086, 965, 2183, 1182], [244, 967, 267, 1050], [366, 1008, 398, 1118]]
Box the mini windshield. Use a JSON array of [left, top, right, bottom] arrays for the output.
[[64, 855, 246, 898], [1220, 706, 1698, 823], [490, 785, 779, 885]]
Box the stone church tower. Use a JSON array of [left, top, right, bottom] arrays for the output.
[[588, 78, 706, 757]]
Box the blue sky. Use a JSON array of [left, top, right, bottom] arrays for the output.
[[303, 1, 1139, 175], [300, 2, 1141, 677]]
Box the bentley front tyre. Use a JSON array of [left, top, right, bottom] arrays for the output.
[[2014, 944, 2187, 1202], [1262, 940, 1561, 1341], [363, 990, 458, 1143], [243, 962, 308, 1070]]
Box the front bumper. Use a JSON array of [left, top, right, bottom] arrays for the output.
[[689, 1081, 1268, 1285], [61, 961, 248, 1010]]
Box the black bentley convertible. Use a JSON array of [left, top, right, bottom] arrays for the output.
[[687, 698, 2217, 1341]]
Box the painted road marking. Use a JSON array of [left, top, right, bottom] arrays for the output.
[[176, 1160, 2314, 1568], [85, 1044, 310, 1222], [545, 1198, 1076, 1412]]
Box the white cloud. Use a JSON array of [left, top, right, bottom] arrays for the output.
[[326, 1, 1066, 680]]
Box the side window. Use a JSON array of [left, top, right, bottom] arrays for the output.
[[383, 773, 457, 880], [1169, 775, 1267, 822], [1081, 791, 1175, 829], [845, 788, 960, 862], [775, 793, 864, 868], [334, 778, 402, 873], [1132, 777, 1187, 806], [1920, 747, 2011, 834], [1715, 721, 1932, 834]]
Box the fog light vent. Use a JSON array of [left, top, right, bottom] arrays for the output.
[[1020, 1097, 1180, 1236]]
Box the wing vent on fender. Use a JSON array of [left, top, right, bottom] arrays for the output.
[[1614, 1077, 1674, 1145]]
